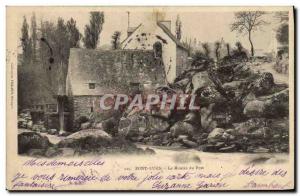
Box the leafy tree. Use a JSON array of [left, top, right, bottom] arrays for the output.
[[31, 13, 37, 61], [20, 16, 31, 62], [231, 11, 268, 56], [202, 42, 210, 58], [276, 23, 288, 45], [83, 12, 104, 49], [191, 50, 210, 69], [67, 18, 81, 48], [175, 14, 182, 40], [111, 31, 121, 50], [55, 18, 70, 64], [235, 41, 243, 53]]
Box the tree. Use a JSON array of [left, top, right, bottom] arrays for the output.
[[175, 14, 182, 40], [20, 16, 31, 62], [202, 42, 210, 58], [226, 43, 231, 56], [235, 41, 243, 53], [191, 50, 210, 69], [55, 18, 70, 64], [31, 13, 37, 61], [83, 12, 104, 49], [231, 11, 268, 56], [276, 23, 288, 45], [111, 31, 121, 49], [67, 18, 81, 48], [215, 41, 221, 61]]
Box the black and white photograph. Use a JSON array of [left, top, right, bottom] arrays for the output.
[[6, 6, 295, 191]]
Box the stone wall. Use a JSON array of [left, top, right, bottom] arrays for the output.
[[121, 23, 178, 82], [67, 95, 119, 131], [67, 49, 168, 130]]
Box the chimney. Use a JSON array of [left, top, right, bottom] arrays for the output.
[[127, 11, 130, 29], [127, 11, 132, 37], [159, 20, 171, 31], [127, 27, 135, 37]]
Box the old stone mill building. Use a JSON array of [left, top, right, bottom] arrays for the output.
[[32, 18, 189, 132]]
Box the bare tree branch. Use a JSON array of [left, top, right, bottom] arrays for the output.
[[230, 11, 269, 56]]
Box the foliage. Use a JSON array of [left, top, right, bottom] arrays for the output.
[[202, 42, 211, 58], [18, 13, 82, 109], [21, 16, 31, 62], [111, 31, 121, 50], [235, 41, 243, 53], [175, 14, 182, 40], [231, 11, 268, 56], [67, 18, 81, 48], [226, 43, 230, 56], [215, 41, 221, 61], [191, 50, 211, 69], [83, 12, 105, 49], [31, 13, 37, 61], [276, 23, 288, 45]]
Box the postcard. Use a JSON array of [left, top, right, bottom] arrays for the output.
[[6, 6, 295, 191]]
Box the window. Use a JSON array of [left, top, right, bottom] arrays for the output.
[[89, 83, 95, 89], [153, 42, 162, 58]]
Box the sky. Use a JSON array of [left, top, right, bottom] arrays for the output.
[[14, 7, 284, 53]]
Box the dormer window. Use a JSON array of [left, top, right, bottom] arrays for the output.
[[89, 83, 95, 89]]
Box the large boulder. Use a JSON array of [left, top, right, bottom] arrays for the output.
[[183, 111, 201, 127], [80, 122, 91, 130], [170, 121, 196, 138], [48, 129, 58, 135], [58, 133, 152, 155], [148, 115, 170, 132], [249, 127, 272, 139], [207, 128, 225, 143], [200, 104, 217, 132], [174, 78, 190, 88], [196, 86, 226, 106], [233, 63, 254, 80], [66, 129, 112, 141], [222, 80, 244, 90], [233, 118, 269, 135], [263, 89, 289, 118], [58, 129, 112, 149], [73, 116, 89, 131], [102, 117, 119, 136], [181, 139, 198, 148], [192, 71, 214, 93], [118, 113, 169, 138], [243, 100, 266, 118], [243, 89, 288, 118], [18, 132, 52, 154], [252, 72, 275, 96], [118, 114, 148, 137], [32, 124, 47, 132]]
